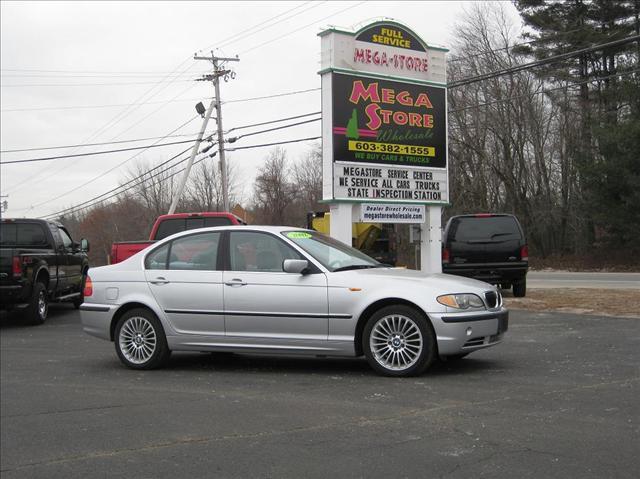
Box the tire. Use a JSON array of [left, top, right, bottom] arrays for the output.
[[26, 282, 48, 325], [513, 278, 527, 297], [114, 308, 170, 370], [363, 305, 436, 377], [500, 283, 511, 291], [72, 274, 86, 309]]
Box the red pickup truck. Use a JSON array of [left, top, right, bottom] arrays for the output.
[[110, 212, 246, 264]]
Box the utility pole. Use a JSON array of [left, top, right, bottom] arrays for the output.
[[168, 52, 238, 214], [195, 52, 239, 213], [168, 100, 215, 215], [0, 195, 8, 219]]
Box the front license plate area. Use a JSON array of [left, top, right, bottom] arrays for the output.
[[498, 315, 509, 333]]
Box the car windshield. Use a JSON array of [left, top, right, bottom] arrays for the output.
[[282, 230, 383, 272]]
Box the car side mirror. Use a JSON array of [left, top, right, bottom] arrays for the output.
[[80, 238, 90, 252], [283, 259, 309, 274]]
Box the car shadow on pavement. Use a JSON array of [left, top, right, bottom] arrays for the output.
[[0, 303, 78, 329], [154, 351, 503, 377]]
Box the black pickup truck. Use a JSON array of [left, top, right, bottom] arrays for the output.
[[0, 218, 90, 324]]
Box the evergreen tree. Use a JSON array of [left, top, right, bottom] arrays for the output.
[[514, 0, 640, 247]]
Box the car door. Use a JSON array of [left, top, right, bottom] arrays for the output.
[[223, 231, 328, 341], [144, 231, 225, 336], [58, 227, 84, 291]]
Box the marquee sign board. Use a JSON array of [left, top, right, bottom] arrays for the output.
[[320, 21, 448, 205]]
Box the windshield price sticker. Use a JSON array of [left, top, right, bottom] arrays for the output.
[[286, 232, 313, 239]]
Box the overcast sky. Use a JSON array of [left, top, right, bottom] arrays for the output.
[[0, 1, 521, 219]]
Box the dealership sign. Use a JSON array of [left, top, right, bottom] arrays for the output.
[[320, 21, 448, 205], [360, 203, 425, 223]]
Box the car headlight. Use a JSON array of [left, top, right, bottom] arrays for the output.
[[437, 293, 485, 311]]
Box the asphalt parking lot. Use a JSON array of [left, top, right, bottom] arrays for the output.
[[1, 305, 638, 478]]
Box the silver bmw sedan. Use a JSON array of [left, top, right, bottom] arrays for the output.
[[80, 226, 508, 377]]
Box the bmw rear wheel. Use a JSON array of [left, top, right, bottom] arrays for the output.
[[363, 305, 436, 377], [115, 308, 170, 369]]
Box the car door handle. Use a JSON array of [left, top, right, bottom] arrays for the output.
[[150, 277, 170, 285], [225, 278, 247, 287]]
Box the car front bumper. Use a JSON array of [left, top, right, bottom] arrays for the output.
[[430, 308, 509, 355]]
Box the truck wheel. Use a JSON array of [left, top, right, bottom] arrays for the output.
[[513, 279, 527, 297], [363, 305, 436, 377], [115, 308, 170, 370], [26, 282, 49, 325]]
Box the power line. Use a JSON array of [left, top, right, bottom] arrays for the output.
[[449, 34, 640, 88], [240, 1, 366, 55], [226, 136, 320, 152], [39, 146, 196, 220], [23, 115, 199, 212], [448, 28, 586, 64], [0, 133, 200, 153], [448, 67, 640, 115], [0, 72, 208, 79], [224, 87, 320, 104], [4, 3, 319, 196], [215, 1, 326, 51], [2, 86, 319, 113], [1, 110, 320, 156], [1, 68, 209, 74], [0, 138, 199, 165], [28, 114, 318, 217], [0, 80, 194, 87], [41, 134, 322, 220], [0, 97, 206, 113], [226, 111, 320, 133], [230, 117, 320, 142]]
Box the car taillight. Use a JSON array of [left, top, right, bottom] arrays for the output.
[[12, 256, 22, 278], [442, 247, 450, 264], [83, 276, 93, 297], [475, 213, 493, 217], [520, 245, 529, 261]]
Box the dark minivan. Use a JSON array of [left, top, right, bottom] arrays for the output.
[[442, 214, 528, 297]]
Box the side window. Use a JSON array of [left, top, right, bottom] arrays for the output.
[[169, 232, 221, 271], [58, 228, 73, 249], [146, 243, 170, 270], [230, 232, 302, 272]]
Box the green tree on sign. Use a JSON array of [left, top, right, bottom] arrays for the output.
[[346, 109, 360, 139]]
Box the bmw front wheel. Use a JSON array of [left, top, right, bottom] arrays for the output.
[[363, 305, 436, 377]]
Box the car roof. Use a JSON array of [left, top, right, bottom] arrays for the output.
[[158, 224, 313, 241]]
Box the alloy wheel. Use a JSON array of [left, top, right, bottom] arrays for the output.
[[118, 316, 157, 365], [369, 314, 423, 371]]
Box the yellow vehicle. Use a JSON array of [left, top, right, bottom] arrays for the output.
[[306, 212, 397, 265]]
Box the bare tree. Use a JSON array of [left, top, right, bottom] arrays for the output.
[[122, 159, 179, 219], [291, 143, 324, 216], [184, 157, 240, 212], [252, 148, 295, 225]]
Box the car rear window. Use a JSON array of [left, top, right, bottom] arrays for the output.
[[0, 223, 49, 247], [154, 217, 232, 240], [449, 216, 521, 242]]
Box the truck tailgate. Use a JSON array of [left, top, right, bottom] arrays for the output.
[[110, 241, 154, 264]]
